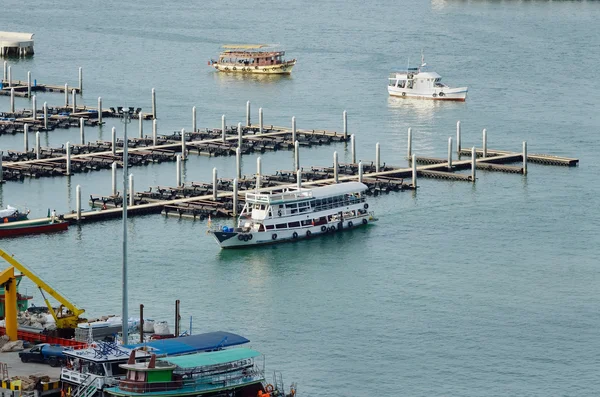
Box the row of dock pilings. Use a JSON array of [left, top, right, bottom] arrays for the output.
[[3, 62, 82, 94]]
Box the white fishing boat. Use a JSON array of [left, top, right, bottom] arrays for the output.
[[388, 54, 468, 101], [208, 182, 375, 248]]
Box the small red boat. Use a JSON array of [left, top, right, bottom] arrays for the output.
[[0, 219, 69, 238]]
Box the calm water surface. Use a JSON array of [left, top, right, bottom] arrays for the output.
[[1, 1, 599, 396]]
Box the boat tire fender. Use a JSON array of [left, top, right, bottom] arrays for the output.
[[306, 230, 312, 237], [362, 218, 368, 225], [364, 203, 369, 210], [292, 232, 298, 239], [402, 92, 406, 97], [320, 225, 327, 232], [433, 93, 437, 98], [439, 92, 445, 97], [248, 234, 253, 240], [272, 233, 277, 240], [233, 67, 237, 71], [330, 225, 336, 232], [348, 221, 353, 228], [238, 234, 244, 241]]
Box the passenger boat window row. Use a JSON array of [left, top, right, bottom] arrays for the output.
[[265, 209, 368, 231]]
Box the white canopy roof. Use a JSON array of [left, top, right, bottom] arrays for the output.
[[311, 182, 368, 198]]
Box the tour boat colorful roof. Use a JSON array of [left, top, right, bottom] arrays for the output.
[[123, 331, 249, 356], [158, 348, 261, 369], [221, 44, 269, 50]]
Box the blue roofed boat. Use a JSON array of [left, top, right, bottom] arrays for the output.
[[123, 331, 250, 356]]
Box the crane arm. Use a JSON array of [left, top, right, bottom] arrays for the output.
[[0, 249, 85, 318]]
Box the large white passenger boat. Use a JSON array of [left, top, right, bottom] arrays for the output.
[[388, 54, 468, 101], [209, 182, 375, 248]]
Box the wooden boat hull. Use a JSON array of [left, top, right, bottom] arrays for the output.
[[213, 60, 296, 74], [0, 220, 68, 238]]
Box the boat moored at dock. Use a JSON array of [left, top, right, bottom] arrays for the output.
[[209, 181, 375, 248], [209, 45, 296, 75]]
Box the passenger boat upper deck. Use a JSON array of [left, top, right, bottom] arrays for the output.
[[208, 44, 296, 74]]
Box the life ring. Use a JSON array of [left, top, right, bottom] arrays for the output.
[[439, 92, 445, 97], [306, 230, 312, 237], [348, 221, 353, 228], [255, 66, 258, 69], [292, 232, 298, 239], [238, 234, 244, 241], [233, 67, 237, 71], [241, 68, 245, 72], [362, 218, 368, 225], [277, 210, 282, 217], [364, 203, 369, 210], [402, 92, 406, 97], [432, 93, 437, 98], [224, 67, 229, 71], [320, 225, 327, 232], [265, 384, 274, 393], [272, 234, 277, 240]]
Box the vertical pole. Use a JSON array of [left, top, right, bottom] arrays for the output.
[[237, 122, 242, 148], [236, 147, 241, 179], [98, 97, 102, 124], [181, 128, 186, 160], [0, 150, 3, 183], [151, 88, 156, 119], [80, 118, 85, 144], [139, 304, 144, 344], [192, 106, 197, 132], [7, 65, 11, 87], [72, 89, 76, 113], [27, 71, 31, 97], [333, 151, 339, 183], [66, 142, 71, 175], [43, 102, 48, 130], [522, 141, 528, 175], [456, 121, 461, 154], [233, 178, 239, 216], [122, 116, 129, 346], [32, 95, 37, 120], [35, 132, 40, 159], [358, 161, 363, 183], [343, 110, 348, 140], [292, 116, 296, 143], [112, 162, 117, 196], [64, 84, 69, 107], [76, 185, 82, 220], [376, 142, 381, 172], [256, 157, 262, 190], [297, 169, 302, 190], [471, 147, 476, 182], [111, 127, 117, 155], [482, 128, 487, 158], [246, 100, 251, 127], [221, 115, 226, 143], [2, 61, 6, 82], [152, 119, 158, 146], [412, 154, 417, 188], [9, 88, 14, 113], [78, 67, 82, 92], [176, 154, 182, 186], [407, 127, 412, 159], [212, 168, 218, 200], [138, 112, 143, 138], [294, 140, 299, 172], [351, 134, 356, 163], [24, 124, 29, 152], [259, 107, 263, 134], [448, 137, 453, 169], [129, 174, 134, 206], [174, 300, 180, 337]]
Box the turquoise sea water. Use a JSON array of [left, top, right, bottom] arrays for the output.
[[1, 1, 599, 395]]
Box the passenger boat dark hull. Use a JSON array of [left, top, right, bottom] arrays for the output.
[[0, 221, 68, 238]]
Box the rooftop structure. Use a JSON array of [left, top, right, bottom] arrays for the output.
[[0, 32, 34, 57]]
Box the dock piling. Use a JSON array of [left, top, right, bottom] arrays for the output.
[[192, 106, 197, 132], [351, 134, 356, 163], [2, 61, 5, 82], [64, 84, 68, 107], [358, 161, 363, 183], [35, 132, 40, 159], [27, 71, 31, 97], [0, 150, 3, 183], [237, 122, 242, 148], [80, 118, 85, 144], [78, 67, 82, 92], [212, 168, 218, 200], [10, 88, 14, 113], [151, 88, 156, 119], [236, 147, 241, 179], [233, 178, 239, 216], [412, 154, 417, 188], [129, 174, 134, 206], [112, 162, 117, 196], [98, 97, 102, 124], [32, 95, 37, 120], [176, 154, 182, 187], [256, 157, 262, 190], [7, 65, 11, 87], [111, 127, 116, 155], [221, 115, 226, 143], [448, 137, 453, 169], [246, 101, 251, 127], [24, 124, 29, 152], [297, 169, 302, 190], [259, 107, 263, 134], [72, 89, 76, 113], [523, 141, 528, 175], [407, 127, 412, 159], [43, 102, 48, 129], [343, 110, 348, 139], [333, 151, 339, 183], [292, 117, 297, 143], [76, 185, 81, 220], [471, 147, 476, 182], [138, 112, 143, 138], [456, 121, 461, 154], [376, 142, 381, 172], [482, 129, 487, 158], [66, 142, 71, 175], [181, 129, 186, 160], [294, 140, 299, 172], [152, 120, 157, 146]]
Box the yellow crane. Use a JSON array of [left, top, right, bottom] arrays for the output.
[[0, 249, 85, 340]]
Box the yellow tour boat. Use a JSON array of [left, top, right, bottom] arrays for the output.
[[209, 44, 296, 75]]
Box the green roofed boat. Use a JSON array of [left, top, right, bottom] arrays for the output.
[[104, 347, 297, 397]]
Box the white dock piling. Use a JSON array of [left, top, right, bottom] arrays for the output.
[[237, 122, 242, 148], [72, 89, 76, 113], [76, 185, 82, 220], [256, 157, 262, 190], [138, 112, 143, 138], [7, 65, 11, 87], [407, 127, 412, 159], [411, 154, 418, 188], [111, 127, 117, 155], [482, 128, 487, 158], [233, 178, 239, 216], [111, 162, 117, 196], [448, 137, 453, 169], [456, 121, 461, 154], [292, 117, 296, 143], [351, 134, 356, 164], [9, 88, 14, 113], [35, 131, 40, 159], [294, 140, 300, 172], [27, 71, 31, 97], [259, 107, 263, 134], [333, 151, 339, 183], [43, 102, 48, 129], [64, 84, 68, 107], [221, 115, 226, 143], [176, 155, 182, 186], [343, 110, 348, 140], [152, 120, 157, 146], [32, 95, 37, 120], [151, 88, 156, 119], [358, 161, 363, 183], [24, 124, 29, 152], [192, 106, 197, 132], [98, 97, 102, 124], [376, 142, 381, 172], [80, 118, 85, 144], [78, 67, 82, 92], [471, 147, 476, 182], [0, 151, 3, 183], [297, 169, 302, 190], [66, 142, 71, 176], [212, 168, 218, 200], [246, 101, 251, 127], [235, 147, 241, 179], [523, 141, 528, 175], [2, 61, 6, 82], [180, 128, 186, 160], [129, 174, 134, 206]]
